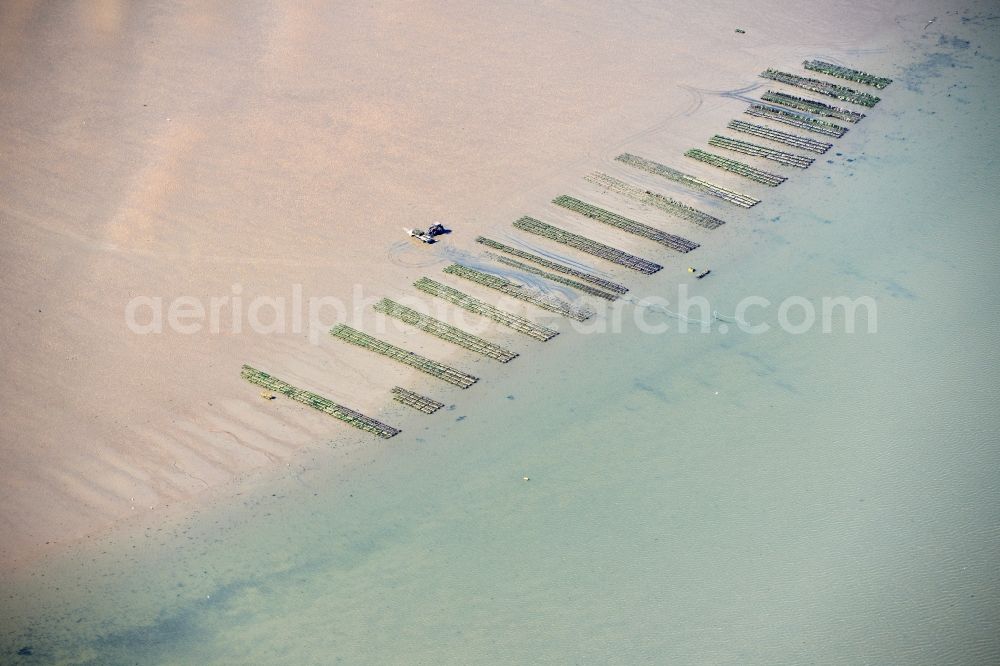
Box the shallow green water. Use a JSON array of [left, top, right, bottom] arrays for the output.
[[3, 16, 1000, 666]]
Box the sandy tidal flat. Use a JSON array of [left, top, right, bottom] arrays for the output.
[[0, 0, 968, 575]]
